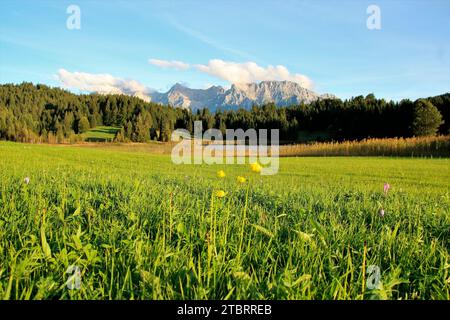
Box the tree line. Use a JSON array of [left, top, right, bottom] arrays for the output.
[[0, 82, 447, 144]]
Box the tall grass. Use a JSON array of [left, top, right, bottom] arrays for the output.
[[281, 135, 450, 157], [0, 142, 448, 300]]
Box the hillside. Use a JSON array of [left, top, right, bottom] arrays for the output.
[[0, 82, 449, 144]]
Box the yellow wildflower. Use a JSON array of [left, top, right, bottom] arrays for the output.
[[215, 190, 227, 198], [217, 170, 226, 178], [250, 162, 262, 173], [236, 176, 247, 184]]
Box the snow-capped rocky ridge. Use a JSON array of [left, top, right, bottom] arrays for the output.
[[149, 80, 336, 111]]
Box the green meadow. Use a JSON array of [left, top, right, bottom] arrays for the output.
[[80, 126, 121, 142], [0, 141, 449, 299]]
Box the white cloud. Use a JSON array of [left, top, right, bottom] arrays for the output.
[[57, 69, 152, 102], [194, 59, 313, 89], [58, 59, 313, 102], [148, 58, 313, 89], [149, 58, 190, 70]]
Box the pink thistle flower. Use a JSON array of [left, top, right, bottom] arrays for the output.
[[383, 183, 390, 195]]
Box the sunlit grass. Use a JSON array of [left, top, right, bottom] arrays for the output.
[[81, 126, 121, 142], [0, 141, 449, 300], [281, 135, 450, 157]]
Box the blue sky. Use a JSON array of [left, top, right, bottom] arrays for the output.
[[0, 0, 449, 100]]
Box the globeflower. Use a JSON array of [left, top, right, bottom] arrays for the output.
[[250, 162, 262, 173], [236, 176, 247, 184], [217, 170, 226, 178], [215, 190, 227, 198]]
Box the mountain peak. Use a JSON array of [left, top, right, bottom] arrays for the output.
[[170, 83, 188, 90], [149, 80, 335, 111]]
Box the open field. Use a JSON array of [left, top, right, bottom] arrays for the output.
[[0, 141, 449, 299], [80, 126, 121, 142], [60, 134, 450, 158]]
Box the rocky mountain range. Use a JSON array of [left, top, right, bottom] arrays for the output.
[[147, 80, 336, 111]]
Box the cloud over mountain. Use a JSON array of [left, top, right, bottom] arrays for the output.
[[57, 69, 152, 102], [57, 63, 320, 109], [195, 59, 313, 89], [148, 58, 313, 89]]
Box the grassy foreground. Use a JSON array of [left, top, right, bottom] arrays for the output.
[[0, 141, 449, 300]]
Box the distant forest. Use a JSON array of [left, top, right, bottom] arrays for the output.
[[0, 82, 448, 143]]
